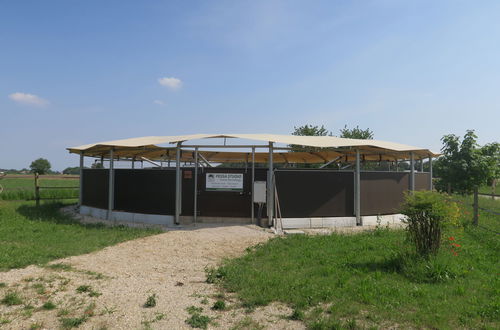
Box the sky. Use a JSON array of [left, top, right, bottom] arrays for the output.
[[1, 0, 499, 171]]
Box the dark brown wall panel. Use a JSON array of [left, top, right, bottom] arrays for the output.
[[360, 172, 409, 215], [275, 170, 354, 217], [415, 173, 430, 191], [114, 169, 175, 215], [81, 169, 109, 209]]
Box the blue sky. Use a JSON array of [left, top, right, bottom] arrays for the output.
[[1, 0, 499, 170]]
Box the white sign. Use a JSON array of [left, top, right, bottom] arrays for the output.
[[206, 173, 244, 191]]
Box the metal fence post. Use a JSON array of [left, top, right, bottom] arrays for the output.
[[410, 152, 415, 193], [355, 149, 361, 226], [79, 153, 84, 207], [107, 148, 114, 221], [175, 143, 182, 225], [267, 142, 274, 227], [35, 173, 40, 207], [473, 187, 479, 226], [251, 146, 255, 224], [428, 155, 433, 191], [194, 147, 198, 225]]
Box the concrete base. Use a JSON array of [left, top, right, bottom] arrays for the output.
[[79, 206, 405, 229]]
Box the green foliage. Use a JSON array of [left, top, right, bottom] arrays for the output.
[[144, 293, 157, 308], [1, 291, 23, 306], [211, 300, 226, 310], [42, 301, 57, 310], [339, 125, 374, 139], [205, 265, 226, 283], [290, 124, 331, 152], [185, 306, 211, 329], [30, 158, 51, 175], [212, 197, 499, 329], [435, 130, 499, 194], [400, 191, 460, 256], [0, 200, 161, 270], [76, 285, 91, 293], [59, 316, 87, 329], [0, 175, 79, 201], [62, 167, 80, 175]]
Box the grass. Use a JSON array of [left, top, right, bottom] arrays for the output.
[[0, 175, 79, 201], [213, 195, 500, 329], [185, 306, 211, 329], [0, 200, 161, 271], [143, 293, 157, 308], [1, 291, 23, 306]]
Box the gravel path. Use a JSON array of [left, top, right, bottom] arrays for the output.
[[0, 225, 305, 329]]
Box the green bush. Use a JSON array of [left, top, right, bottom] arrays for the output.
[[400, 191, 460, 256]]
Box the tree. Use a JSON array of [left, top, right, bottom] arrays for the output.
[[62, 167, 80, 175], [434, 130, 499, 194], [290, 124, 331, 152], [30, 158, 51, 175], [339, 125, 374, 139]]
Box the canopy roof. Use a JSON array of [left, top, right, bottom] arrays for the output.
[[67, 133, 439, 163]]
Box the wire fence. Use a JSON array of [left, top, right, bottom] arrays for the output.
[[449, 190, 500, 235]]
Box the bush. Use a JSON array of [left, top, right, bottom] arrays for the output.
[[400, 191, 460, 256], [143, 294, 157, 308]]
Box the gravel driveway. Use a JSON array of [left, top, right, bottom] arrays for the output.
[[0, 225, 304, 329]]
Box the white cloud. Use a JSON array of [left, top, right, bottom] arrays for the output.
[[153, 100, 166, 106], [9, 92, 49, 107], [158, 77, 182, 90]]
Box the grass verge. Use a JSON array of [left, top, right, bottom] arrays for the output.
[[213, 195, 499, 329], [0, 200, 161, 271]]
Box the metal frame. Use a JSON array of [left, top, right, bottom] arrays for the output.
[[355, 149, 361, 225], [194, 147, 199, 225], [267, 142, 274, 227], [410, 152, 415, 192], [107, 148, 115, 220], [79, 153, 84, 207], [251, 146, 255, 224], [175, 142, 182, 225]]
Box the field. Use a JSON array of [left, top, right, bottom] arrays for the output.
[[213, 195, 500, 329], [0, 174, 79, 201], [0, 200, 161, 271]]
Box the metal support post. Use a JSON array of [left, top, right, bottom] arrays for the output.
[[267, 142, 274, 227], [194, 147, 198, 225], [175, 143, 182, 225], [420, 158, 424, 172], [410, 152, 415, 192], [355, 149, 361, 226], [79, 153, 84, 207], [131, 157, 135, 169], [428, 155, 433, 190], [251, 147, 255, 224], [107, 148, 114, 220]]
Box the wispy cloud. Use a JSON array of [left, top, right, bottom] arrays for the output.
[[153, 100, 166, 106], [9, 92, 49, 107], [158, 77, 182, 90]]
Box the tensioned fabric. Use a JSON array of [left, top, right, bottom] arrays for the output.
[[67, 133, 439, 163]]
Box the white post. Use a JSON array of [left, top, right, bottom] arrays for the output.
[[79, 153, 84, 207], [175, 143, 182, 225], [355, 149, 361, 226], [267, 142, 274, 227], [107, 148, 114, 220]]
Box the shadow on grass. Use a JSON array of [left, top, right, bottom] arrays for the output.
[[16, 202, 107, 229]]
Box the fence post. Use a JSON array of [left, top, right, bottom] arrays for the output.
[[34, 173, 40, 207], [473, 187, 479, 226]]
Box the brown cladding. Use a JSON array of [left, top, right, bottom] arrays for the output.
[[81, 169, 109, 209], [360, 172, 409, 215]]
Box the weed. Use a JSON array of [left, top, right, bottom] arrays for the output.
[[29, 323, 43, 330], [60, 316, 87, 329], [1, 291, 23, 306], [46, 263, 74, 271], [0, 318, 11, 325], [142, 312, 166, 329], [57, 308, 70, 316], [205, 266, 226, 283], [230, 316, 264, 330], [32, 283, 46, 294], [212, 300, 226, 311], [289, 308, 305, 321], [42, 300, 57, 310], [100, 305, 117, 315], [0, 282, 7, 288], [84, 302, 96, 317], [143, 293, 157, 308], [200, 298, 209, 305], [186, 305, 203, 314], [185, 313, 211, 329], [76, 285, 91, 293], [89, 289, 102, 297]]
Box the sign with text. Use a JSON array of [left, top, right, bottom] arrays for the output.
[[206, 173, 244, 191]]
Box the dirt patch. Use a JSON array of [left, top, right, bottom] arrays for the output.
[[0, 225, 305, 329]]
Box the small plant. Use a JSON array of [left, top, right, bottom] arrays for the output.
[[400, 191, 460, 256], [42, 300, 57, 310], [143, 293, 157, 308], [76, 285, 91, 293], [0, 282, 6, 288], [29, 323, 43, 330], [211, 300, 226, 310], [185, 313, 211, 329], [47, 263, 74, 271], [84, 302, 96, 317], [60, 316, 87, 329], [32, 283, 46, 294], [1, 291, 23, 306], [205, 266, 226, 283], [200, 298, 209, 305], [289, 308, 305, 321], [186, 305, 203, 314], [88, 289, 102, 297]]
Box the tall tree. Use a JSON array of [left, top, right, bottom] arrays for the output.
[[339, 125, 374, 139], [30, 158, 51, 175], [290, 124, 331, 152], [434, 130, 499, 194]]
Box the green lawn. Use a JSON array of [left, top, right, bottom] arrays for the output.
[[0, 175, 79, 200], [213, 196, 500, 329], [0, 200, 161, 271]]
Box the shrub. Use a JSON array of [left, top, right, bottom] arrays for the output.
[[42, 301, 57, 310], [143, 294, 157, 308], [211, 300, 226, 310], [400, 191, 460, 256], [1, 291, 22, 306]]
